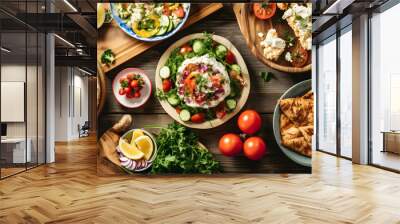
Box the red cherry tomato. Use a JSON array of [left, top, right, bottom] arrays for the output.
[[225, 51, 236, 64], [118, 88, 125, 95], [126, 91, 134, 98], [243, 137, 266, 160], [253, 3, 276, 20], [180, 44, 193, 54], [191, 113, 205, 123], [123, 87, 131, 95], [218, 133, 243, 157], [126, 73, 134, 80], [173, 6, 185, 18], [238, 110, 262, 135], [163, 4, 171, 16], [216, 110, 226, 119], [291, 47, 309, 68], [134, 91, 141, 98], [216, 105, 226, 119], [119, 76, 127, 84], [130, 79, 139, 88], [162, 79, 172, 92]]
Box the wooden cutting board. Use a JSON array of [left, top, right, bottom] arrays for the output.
[[97, 62, 106, 117], [98, 115, 133, 175], [233, 3, 311, 73], [97, 3, 223, 74]]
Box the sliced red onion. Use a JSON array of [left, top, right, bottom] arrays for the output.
[[138, 160, 144, 169], [140, 160, 145, 169], [120, 156, 129, 162], [121, 159, 131, 167], [116, 146, 121, 153], [129, 160, 137, 170]]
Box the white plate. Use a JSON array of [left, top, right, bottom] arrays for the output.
[[155, 33, 251, 129], [112, 68, 152, 108]]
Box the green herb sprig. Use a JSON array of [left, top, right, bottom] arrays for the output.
[[148, 123, 221, 174]]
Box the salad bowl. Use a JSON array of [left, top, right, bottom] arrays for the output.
[[273, 79, 312, 167], [110, 3, 190, 42], [155, 33, 251, 129]]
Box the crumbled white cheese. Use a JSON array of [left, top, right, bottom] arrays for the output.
[[258, 32, 264, 38], [282, 3, 312, 51], [131, 8, 144, 22], [282, 8, 293, 20], [285, 52, 293, 63], [260, 29, 286, 61], [293, 4, 312, 19]]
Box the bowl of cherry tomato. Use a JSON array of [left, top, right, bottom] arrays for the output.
[[112, 68, 152, 108]]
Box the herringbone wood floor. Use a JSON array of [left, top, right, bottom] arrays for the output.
[[0, 136, 399, 224]]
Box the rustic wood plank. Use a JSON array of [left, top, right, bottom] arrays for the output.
[[233, 3, 312, 73], [98, 114, 310, 174], [98, 5, 311, 174], [97, 3, 224, 73], [2, 138, 400, 223], [101, 6, 310, 114]]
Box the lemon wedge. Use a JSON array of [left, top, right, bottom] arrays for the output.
[[97, 3, 105, 29], [119, 139, 144, 160], [130, 130, 145, 145], [135, 136, 153, 160]]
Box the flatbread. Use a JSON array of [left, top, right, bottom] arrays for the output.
[[280, 114, 312, 157], [279, 97, 313, 127], [279, 91, 314, 158]]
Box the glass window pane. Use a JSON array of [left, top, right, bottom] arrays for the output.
[[340, 28, 352, 158], [1, 32, 27, 177], [27, 31, 38, 169], [317, 36, 337, 154], [371, 3, 400, 171], [38, 32, 45, 165]]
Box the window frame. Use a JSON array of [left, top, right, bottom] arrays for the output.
[[367, 0, 400, 173], [315, 23, 353, 161]]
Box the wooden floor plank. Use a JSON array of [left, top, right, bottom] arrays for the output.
[[0, 136, 399, 223]]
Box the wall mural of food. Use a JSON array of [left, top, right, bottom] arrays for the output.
[[155, 33, 250, 128], [97, 2, 313, 175]]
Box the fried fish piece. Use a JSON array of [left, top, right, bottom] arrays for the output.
[[302, 90, 313, 99], [279, 90, 314, 158], [281, 135, 312, 157], [279, 97, 313, 127], [299, 125, 313, 143], [280, 114, 312, 157]]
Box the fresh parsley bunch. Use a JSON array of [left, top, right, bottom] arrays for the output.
[[151, 123, 221, 174]]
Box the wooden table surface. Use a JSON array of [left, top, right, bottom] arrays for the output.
[[98, 4, 311, 174]]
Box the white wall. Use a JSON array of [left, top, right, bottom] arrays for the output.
[[54, 66, 89, 141]]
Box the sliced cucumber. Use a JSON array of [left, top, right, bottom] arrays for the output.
[[167, 19, 174, 32], [179, 109, 191, 122], [193, 40, 206, 54], [231, 64, 241, 74], [226, 99, 237, 110], [156, 26, 168, 36], [167, 95, 180, 106], [160, 15, 170, 27], [160, 66, 170, 79]]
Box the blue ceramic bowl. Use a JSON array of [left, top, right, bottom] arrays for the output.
[[272, 79, 312, 167], [110, 3, 190, 42]]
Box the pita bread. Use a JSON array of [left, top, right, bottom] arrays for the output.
[[279, 97, 313, 127], [279, 91, 314, 158]]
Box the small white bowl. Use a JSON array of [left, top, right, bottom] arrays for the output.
[[112, 68, 152, 109], [119, 129, 158, 172]]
